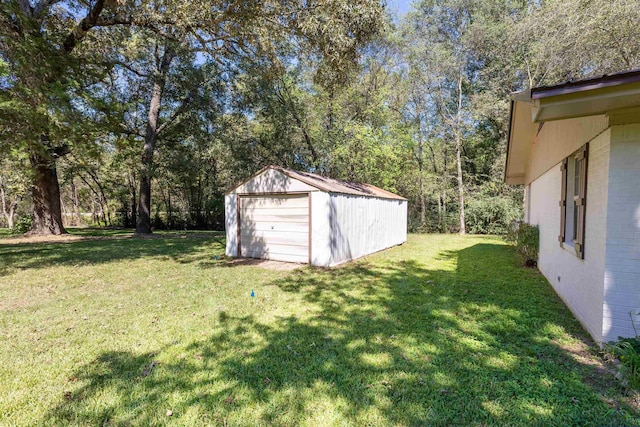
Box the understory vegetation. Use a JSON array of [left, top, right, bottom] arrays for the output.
[[608, 315, 640, 391], [508, 223, 540, 267], [1, 232, 638, 426]]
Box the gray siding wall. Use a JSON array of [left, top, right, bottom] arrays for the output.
[[311, 192, 407, 267]]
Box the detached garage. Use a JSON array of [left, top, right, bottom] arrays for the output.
[[225, 166, 407, 267]]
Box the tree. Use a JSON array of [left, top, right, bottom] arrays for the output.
[[1, 0, 385, 235], [0, 158, 28, 229]]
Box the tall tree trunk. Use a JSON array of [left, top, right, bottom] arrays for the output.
[[455, 71, 466, 235], [29, 151, 67, 235], [136, 46, 174, 234], [129, 174, 137, 228], [0, 181, 18, 229], [442, 144, 448, 232], [418, 134, 426, 228], [7, 207, 15, 229], [71, 179, 79, 226]]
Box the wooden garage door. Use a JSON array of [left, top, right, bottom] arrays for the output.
[[239, 194, 309, 263]]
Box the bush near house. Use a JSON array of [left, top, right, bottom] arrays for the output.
[[507, 222, 539, 267], [608, 314, 640, 390]]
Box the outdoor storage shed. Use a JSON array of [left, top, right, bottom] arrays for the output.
[[225, 166, 407, 266]]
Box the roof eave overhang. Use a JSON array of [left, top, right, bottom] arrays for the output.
[[505, 97, 537, 185], [532, 81, 640, 122], [505, 74, 640, 185]]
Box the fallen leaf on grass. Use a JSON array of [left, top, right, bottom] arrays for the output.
[[223, 395, 235, 405]]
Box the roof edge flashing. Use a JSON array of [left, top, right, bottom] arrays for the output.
[[531, 69, 640, 100]]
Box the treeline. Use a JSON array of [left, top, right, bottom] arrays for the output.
[[1, 0, 639, 235]]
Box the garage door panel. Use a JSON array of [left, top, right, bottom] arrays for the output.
[[241, 207, 309, 216], [242, 243, 309, 257], [240, 230, 308, 246], [241, 250, 308, 263], [250, 222, 308, 233], [241, 196, 309, 208], [242, 214, 309, 223], [239, 194, 309, 263]]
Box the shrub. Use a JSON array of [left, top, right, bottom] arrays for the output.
[[607, 313, 640, 390], [465, 195, 521, 235], [12, 215, 33, 235], [613, 340, 640, 389], [507, 222, 539, 267]]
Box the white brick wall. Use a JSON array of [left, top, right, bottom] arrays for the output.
[[528, 130, 610, 343], [603, 124, 640, 342]]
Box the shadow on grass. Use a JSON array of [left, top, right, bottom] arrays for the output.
[[44, 243, 639, 426], [0, 231, 226, 276]]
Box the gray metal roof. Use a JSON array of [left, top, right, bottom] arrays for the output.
[[276, 166, 407, 200]]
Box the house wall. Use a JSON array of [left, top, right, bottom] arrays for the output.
[[527, 129, 611, 343], [310, 192, 407, 267], [602, 123, 640, 342], [526, 115, 609, 185]]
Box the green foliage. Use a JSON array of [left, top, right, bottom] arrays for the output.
[[508, 223, 539, 267], [465, 195, 521, 234], [609, 339, 640, 390], [607, 313, 640, 390], [12, 215, 33, 235], [4, 0, 640, 235]]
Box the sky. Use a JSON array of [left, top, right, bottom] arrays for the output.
[[386, 0, 414, 19]]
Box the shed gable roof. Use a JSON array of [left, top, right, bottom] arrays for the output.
[[228, 166, 407, 201]]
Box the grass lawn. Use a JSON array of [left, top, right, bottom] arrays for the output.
[[0, 231, 638, 426]]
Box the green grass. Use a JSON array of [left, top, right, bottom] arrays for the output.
[[0, 232, 637, 426]]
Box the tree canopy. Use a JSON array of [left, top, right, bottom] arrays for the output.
[[1, 0, 639, 234]]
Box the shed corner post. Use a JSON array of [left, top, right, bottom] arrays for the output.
[[308, 191, 312, 265], [236, 194, 241, 257]]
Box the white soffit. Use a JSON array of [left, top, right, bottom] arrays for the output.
[[506, 100, 537, 185]]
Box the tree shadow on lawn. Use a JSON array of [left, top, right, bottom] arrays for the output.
[[0, 233, 226, 276], [44, 243, 639, 426]]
